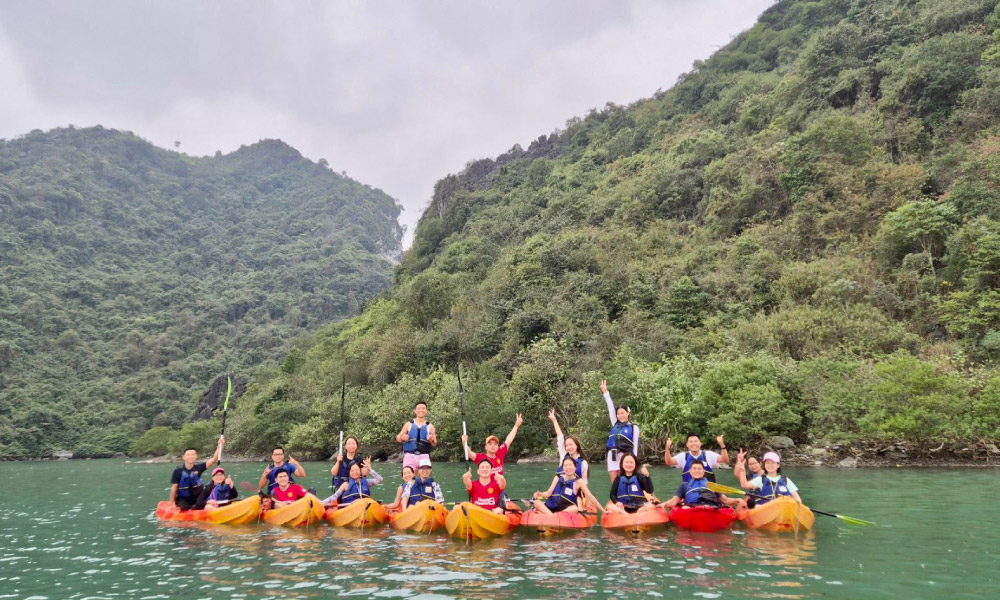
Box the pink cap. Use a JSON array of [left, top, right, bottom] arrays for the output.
[[762, 452, 781, 464], [212, 467, 225, 475]]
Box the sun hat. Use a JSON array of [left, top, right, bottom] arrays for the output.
[[762, 452, 781, 464]]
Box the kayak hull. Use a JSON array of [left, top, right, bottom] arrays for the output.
[[601, 505, 670, 533], [669, 506, 736, 532], [737, 497, 815, 532], [324, 499, 388, 528], [262, 493, 325, 527], [445, 502, 520, 540], [388, 499, 447, 533], [519, 508, 597, 535], [155, 495, 262, 525]]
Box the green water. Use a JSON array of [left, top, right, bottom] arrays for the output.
[[1, 460, 997, 599]]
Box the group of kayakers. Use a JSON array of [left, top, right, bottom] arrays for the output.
[[166, 380, 803, 515]]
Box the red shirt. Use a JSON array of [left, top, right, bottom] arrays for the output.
[[470, 476, 503, 508], [473, 443, 509, 476], [272, 484, 306, 503]]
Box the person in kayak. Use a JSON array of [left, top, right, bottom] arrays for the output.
[[384, 465, 416, 511], [662, 460, 742, 509], [195, 467, 238, 509], [547, 409, 589, 482], [532, 456, 605, 515], [322, 456, 383, 507], [733, 449, 764, 490], [735, 451, 803, 504], [169, 438, 224, 510], [463, 458, 508, 514], [327, 461, 383, 506], [401, 458, 444, 509], [604, 453, 656, 514], [259, 446, 306, 493], [271, 469, 308, 507], [395, 401, 438, 471], [601, 379, 639, 482], [664, 433, 729, 482], [461, 413, 524, 476], [330, 437, 371, 490]]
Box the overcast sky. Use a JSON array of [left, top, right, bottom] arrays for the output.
[[0, 0, 773, 246]]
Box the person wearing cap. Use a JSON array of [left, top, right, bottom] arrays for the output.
[[401, 458, 444, 509], [664, 432, 730, 483], [735, 451, 802, 504], [195, 467, 238, 509], [460, 413, 523, 476], [601, 379, 640, 482]]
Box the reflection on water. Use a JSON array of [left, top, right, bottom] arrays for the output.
[[2, 461, 999, 599]]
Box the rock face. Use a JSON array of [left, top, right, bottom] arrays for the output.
[[192, 374, 248, 421], [837, 457, 858, 468], [53, 450, 73, 460], [767, 436, 796, 449]]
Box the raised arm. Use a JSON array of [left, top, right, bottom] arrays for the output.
[[288, 457, 305, 477], [734, 449, 754, 489], [428, 424, 438, 447], [365, 460, 381, 485], [663, 438, 678, 467], [330, 454, 344, 476], [600, 379, 616, 425], [396, 422, 410, 443], [258, 466, 271, 490], [716, 435, 730, 465], [461, 434, 473, 461], [504, 413, 524, 447], [463, 468, 474, 492], [205, 436, 224, 469]]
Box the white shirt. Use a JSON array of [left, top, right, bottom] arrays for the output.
[[750, 475, 798, 494], [671, 450, 720, 470]]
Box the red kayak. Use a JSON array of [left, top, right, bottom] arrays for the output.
[[669, 506, 736, 532]]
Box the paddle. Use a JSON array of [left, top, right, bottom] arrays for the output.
[[338, 375, 346, 459], [458, 366, 472, 501], [217, 374, 232, 464], [705, 481, 875, 526]]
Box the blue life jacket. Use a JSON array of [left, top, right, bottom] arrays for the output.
[[555, 454, 584, 479], [606, 422, 634, 452], [757, 476, 791, 504], [614, 475, 646, 507], [176, 466, 203, 499], [208, 483, 233, 503], [332, 455, 363, 489], [682, 452, 716, 483], [341, 477, 371, 505], [408, 477, 438, 503], [265, 462, 297, 493], [402, 421, 433, 454], [682, 478, 720, 507], [544, 475, 579, 512]]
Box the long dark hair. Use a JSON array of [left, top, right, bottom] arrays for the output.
[[620, 453, 639, 477]]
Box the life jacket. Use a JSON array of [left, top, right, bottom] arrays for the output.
[[757, 476, 791, 504], [176, 466, 203, 499], [408, 476, 438, 503], [402, 421, 433, 455], [682, 478, 720, 507], [470, 476, 502, 509], [332, 454, 363, 489], [208, 483, 233, 503], [682, 452, 716, 483], [544, 475, 579, 512], [614, 474, 646, 507], [341, 477, 371, 505], [265, 462, 297, 492], [606, 422, 634, 453], [555, 454, 585, 479]]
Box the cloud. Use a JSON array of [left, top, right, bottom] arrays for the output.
[[0, 0, 774, 245]]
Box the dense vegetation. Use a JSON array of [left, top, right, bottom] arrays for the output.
[[0, 127, 403, 458], [195, 0, 1000, 461]]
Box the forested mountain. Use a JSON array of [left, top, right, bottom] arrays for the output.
[[211, 0, 1000, 461], [0, 126, 403, 457]]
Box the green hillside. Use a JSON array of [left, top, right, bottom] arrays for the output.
[[0, 126, 403, 458], [230, 0, 1000, 461]]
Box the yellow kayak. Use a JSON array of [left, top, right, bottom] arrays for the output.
[[324, 499, 388, 528], [155, 495, 261, 525], [738, 496, 815, 532], [389, 499, 447, 533], [445, 503, 520, 540], [261, 493, 325, 527]]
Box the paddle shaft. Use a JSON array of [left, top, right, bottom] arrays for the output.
[[338, 375, 346, 457], [218, 374, 232, 464], [707, 481, 873, 525], [457, 366, 471, 501]]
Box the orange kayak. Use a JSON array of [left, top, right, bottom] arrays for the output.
[[737, 497, 815, 532], [519, 508, 597, 535], [601, 505, 670, 533], [261, 493, 325, 527], [669, 506, 736, 532], [445, 502, 520, 540], [324, 499, 388, 528], [388, 500, 447, 533], [155, 495, 261, 525]]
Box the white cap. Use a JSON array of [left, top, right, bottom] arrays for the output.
[[417, 458, 432, 468]]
